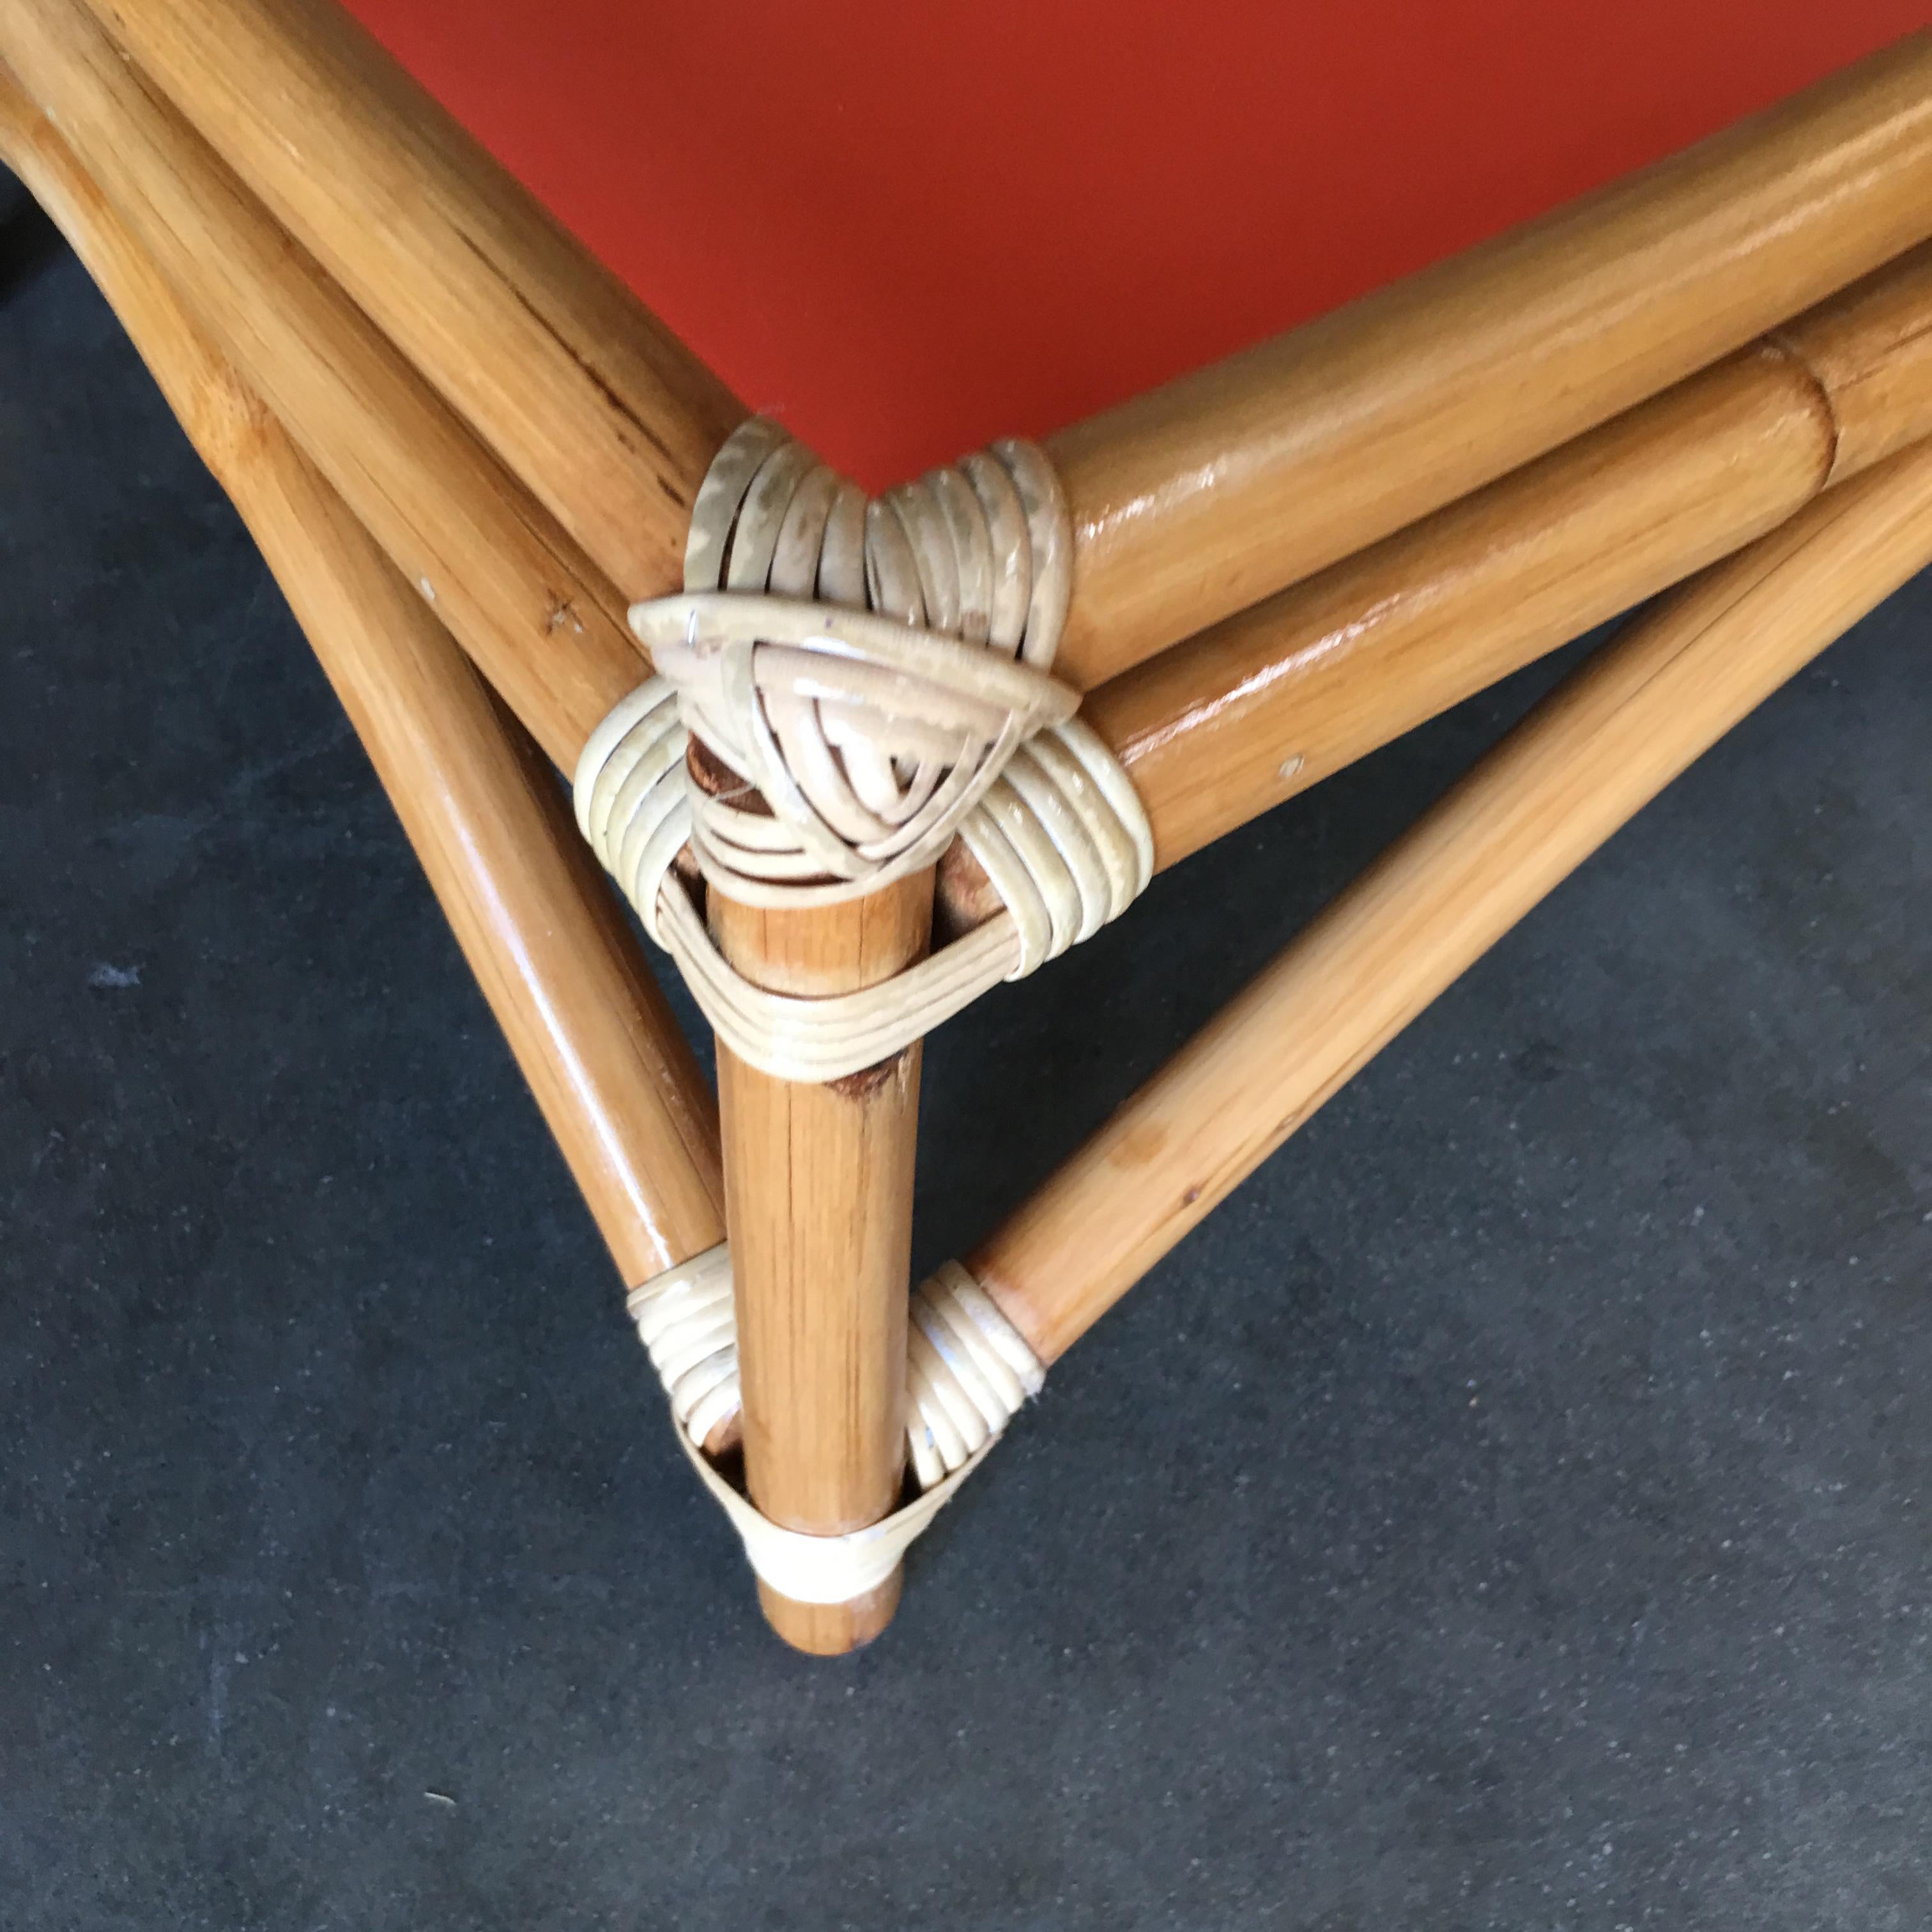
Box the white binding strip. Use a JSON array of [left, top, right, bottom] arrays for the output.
[[574, 682, 1154, 1083], [625, 1244, 740, 1448], [628, 1252, 1042, 1480], [674, 1427, 992, 1606], [657, 884, 1023, 1082], [572, 418, 1152, 1082], [905, 1261, 1046, 1489], [627, 1251, 1045, 1602]]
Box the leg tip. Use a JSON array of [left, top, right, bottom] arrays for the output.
[[757, 1567, 903, 1655]]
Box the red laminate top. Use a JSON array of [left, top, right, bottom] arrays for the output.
[[341, 0, 1930, 488]]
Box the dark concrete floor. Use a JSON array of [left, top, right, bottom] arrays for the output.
[[4, 191, 1931, 1931]]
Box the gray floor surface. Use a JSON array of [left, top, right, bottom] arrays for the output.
[[3, 189, 1930, 1930]]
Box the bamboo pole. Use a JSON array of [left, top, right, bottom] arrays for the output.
[[75, 0, 745, 604], [968, 441, 1932, 1365], [0, 70, 728, 1323], [1095, 243, 1932, 875], [58, 0, 1932, 712], [0, 0, 644, 771], [259, 511, 730, 1295], [1045, 31, 1932, 690], [933, 240, 1932, 928], [709, 871, 932, 1653]]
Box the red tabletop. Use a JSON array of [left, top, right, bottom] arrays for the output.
[[342, 1, 1928, 490]]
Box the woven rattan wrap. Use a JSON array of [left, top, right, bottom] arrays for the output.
[[574, 421, 1152, 1082], [628, 1248, 1045, 1602]]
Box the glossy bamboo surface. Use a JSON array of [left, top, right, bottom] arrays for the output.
[[0, 0, 645, 771], [1046, 31, 1932, 689], [78, 0, 746, 604], [0, 68, 726, 1292], [1089, 243, 1932, 875], [711, 877, 933, 1653], [972, 441, 1932, 1364], [938, 240, 1932, 928]]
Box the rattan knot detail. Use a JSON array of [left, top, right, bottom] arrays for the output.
[[640, 416, 1077, 905], [629, 1247, 1045, 1602], [625, 1243, 739, 1447], [629, 1248, 1043, 1480], [574, 422, 1154, 1082]]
